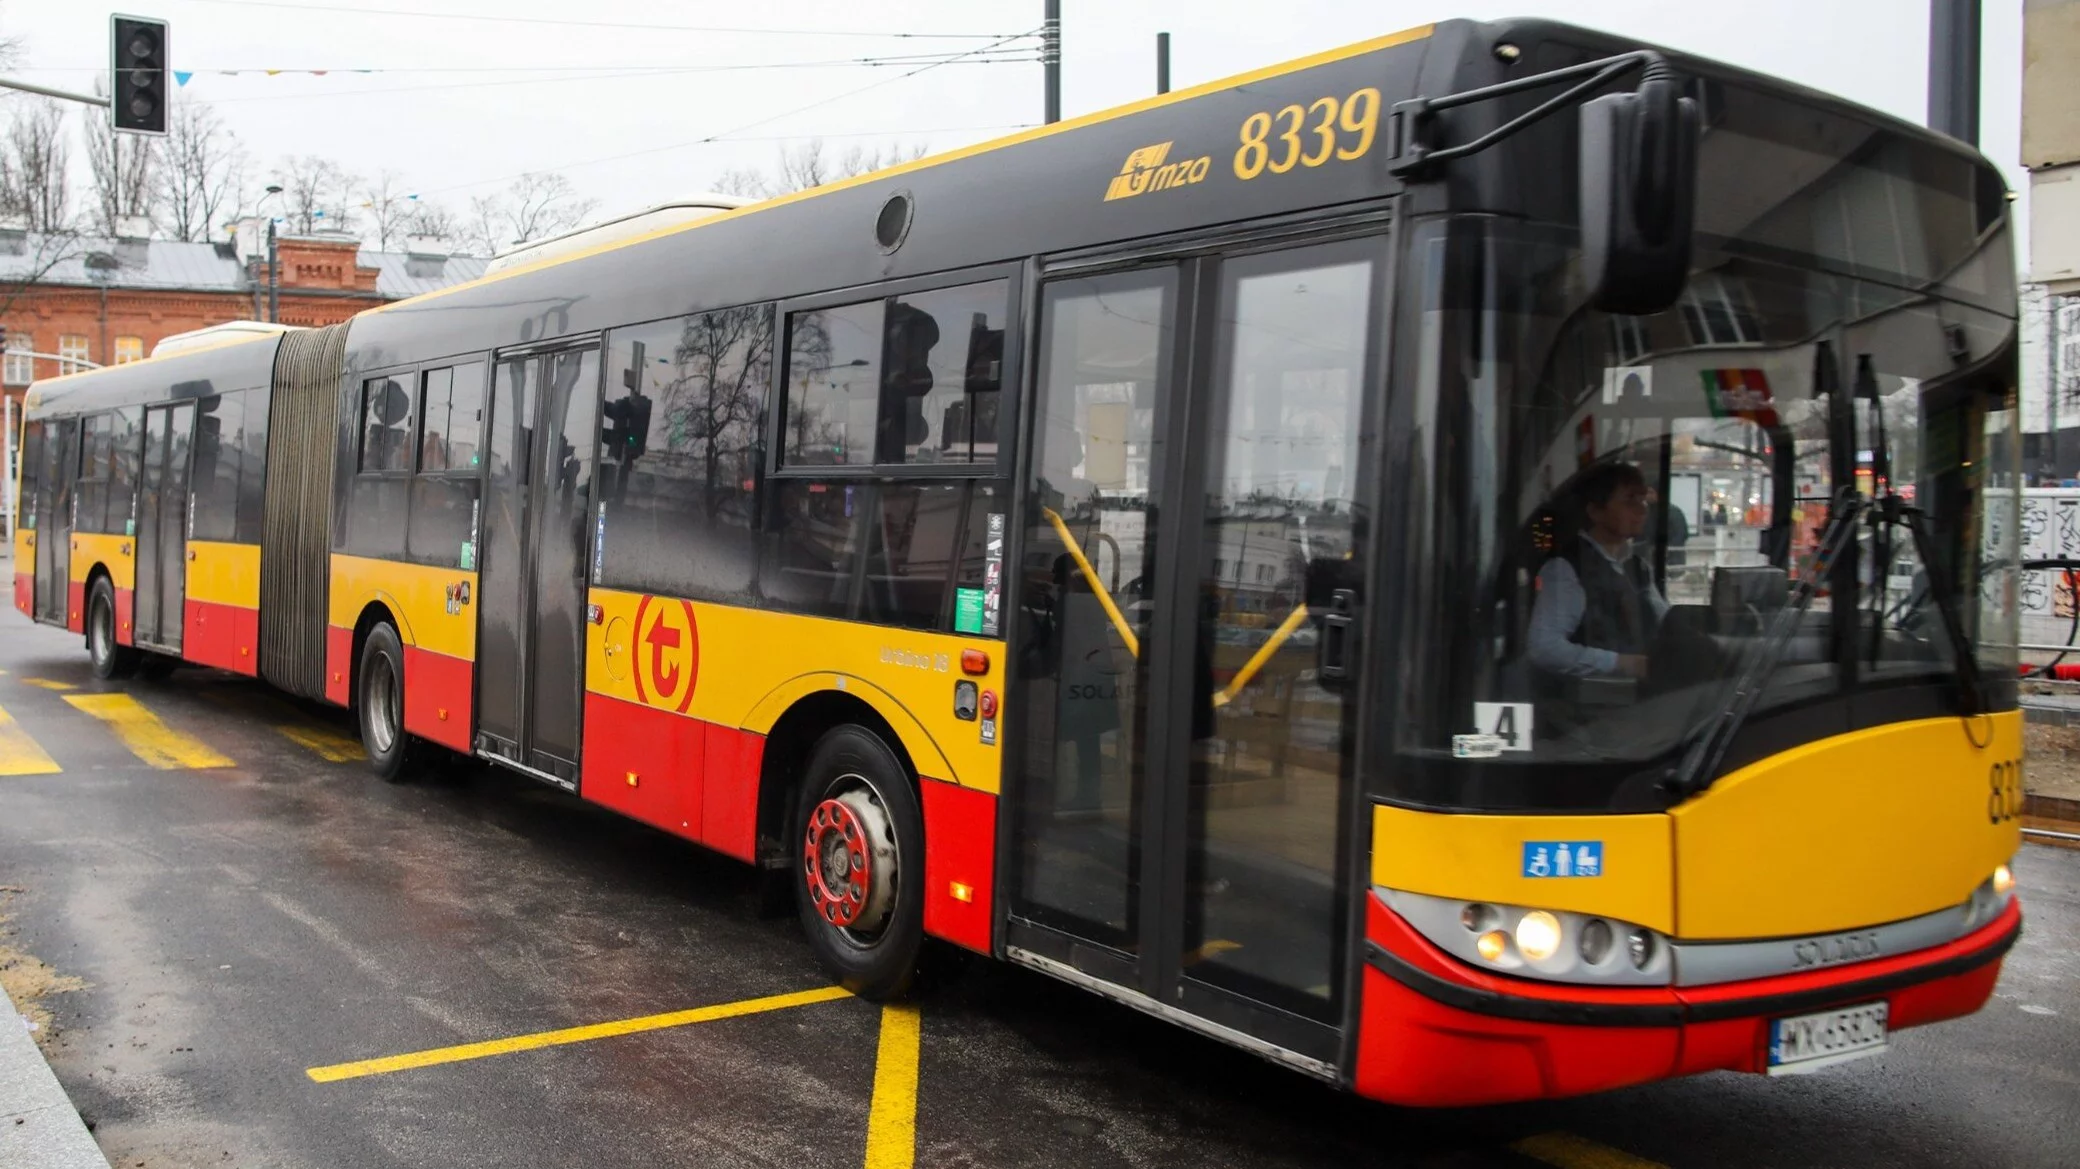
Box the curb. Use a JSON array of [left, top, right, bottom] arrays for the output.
[[2024, 793, 2080, 850], [0, 982, 110, 1169]]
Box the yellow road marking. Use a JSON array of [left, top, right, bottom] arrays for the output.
[[863, 1003, 921, 1169], [275, 722, 366, 763], [61, 693, 235, 769], [0, 704, 61, 776], [1513, 1132, 1670, 1169], [19, 678, 76, 692], [306, 985, 855, 1083]]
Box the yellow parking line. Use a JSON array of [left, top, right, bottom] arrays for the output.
[[1513, 1132, 1670, 1169], [275, 723, 366, 763], [19, 678, 76, 692], [306, 985, 855, 1083], [864, 1003, 921, 1169], [61, 693, 235, 769], [0, 704, 61, 776]]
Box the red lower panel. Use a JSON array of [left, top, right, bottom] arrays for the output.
[[66, 579, 83, 632], [182, 599, 254, 673], [324, 625, 353, 707], [581, 692, 704, 840], [234, 606, 260, 677], [12, 571, 28, 617], [1353, 891, 2021, 1106], [702, 726, 763, 863], [402, 645, 474, 754], [114, 587, 134, 647], [920, 778, 996, 955]]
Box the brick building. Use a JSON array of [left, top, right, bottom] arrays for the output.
[[0, 224, 486, 421]]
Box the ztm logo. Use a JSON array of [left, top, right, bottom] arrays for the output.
[[1104, 140, 1212, 202], [632, 595, 701, 714]]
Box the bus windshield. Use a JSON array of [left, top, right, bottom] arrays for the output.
[[1384, 103, 2021, 813]]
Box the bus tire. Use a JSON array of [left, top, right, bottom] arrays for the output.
[[793, 724, 925, 1001], [86, 576, 138, 680], [357, 623, 415, 783]]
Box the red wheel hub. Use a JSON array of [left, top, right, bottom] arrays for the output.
[[804, 796, 875, 928]]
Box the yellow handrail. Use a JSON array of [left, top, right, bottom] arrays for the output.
[[1040, 505, 1140, 658], [1211, 603, 1312, 708]]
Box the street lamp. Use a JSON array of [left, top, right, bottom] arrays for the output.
[[257, 184, 283, 323]]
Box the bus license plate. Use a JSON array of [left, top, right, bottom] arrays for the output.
[[1767, 1002, 1889, 1075]]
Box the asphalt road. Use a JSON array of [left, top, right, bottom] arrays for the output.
[[1, 608, 2077, 1169]]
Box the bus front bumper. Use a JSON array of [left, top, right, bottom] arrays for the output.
[[1353, 890, 2021, 1107]]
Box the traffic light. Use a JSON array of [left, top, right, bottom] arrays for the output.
[[110, 16, 170, 135]]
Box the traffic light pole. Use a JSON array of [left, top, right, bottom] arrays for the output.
[[0, 76, 110, 108]]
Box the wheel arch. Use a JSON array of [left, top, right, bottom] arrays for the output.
[[752, 686, 928, 867], [349, 600, 400, 712]]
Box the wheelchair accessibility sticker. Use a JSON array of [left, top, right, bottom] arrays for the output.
[[1523, 841, 1603, 878]]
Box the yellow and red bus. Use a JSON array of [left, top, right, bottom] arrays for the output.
[[12, 18, 2026, 1105]]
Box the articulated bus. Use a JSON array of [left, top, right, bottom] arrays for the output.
[[11, 18, 2025, 1105]]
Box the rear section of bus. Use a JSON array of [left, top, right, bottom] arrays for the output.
[[1353, 21, 2022, 1105]]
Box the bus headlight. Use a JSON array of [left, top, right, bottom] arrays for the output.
[[1993, 863, 2016, 897], [1380, 888, 1671, 986], [1515, 910, 1562, 962]]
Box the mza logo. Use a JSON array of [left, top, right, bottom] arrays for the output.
[[632, 595, 701, 714], [1105, 141, 1213, 202]]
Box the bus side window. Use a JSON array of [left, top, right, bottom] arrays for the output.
[[407, 362, 485, 569]]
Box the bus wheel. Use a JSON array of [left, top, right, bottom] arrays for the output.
[[357, 623, 415, 783], [794, 725, 924, 1000], [87, 577, 138, 680]]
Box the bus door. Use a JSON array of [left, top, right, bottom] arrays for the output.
[[1006, 239, 1382, 1070], [476, 344, 601, 786], [33, 418, 75, 625], [133, 402, 195, 650]]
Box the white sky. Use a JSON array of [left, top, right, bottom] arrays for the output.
[[0, 0, 2029, 246]]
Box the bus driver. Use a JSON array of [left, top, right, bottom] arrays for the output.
[[1527, 461, 1669, 681]]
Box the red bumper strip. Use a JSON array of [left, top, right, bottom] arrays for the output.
[[1364, 911, 2021, 1028]]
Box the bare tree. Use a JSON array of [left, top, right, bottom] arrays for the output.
[[504, 172, 598, 245], [158, 100, 244, 242], [402, 199, 459, 246], [715, 138, 929, 199], [85, 106, 158, 235], [0, 227, 85, 322], [456, 173, 600, 256], [461, 193, 504, 257], [359, 169, 415, 251], [274, 155, 358, 235], [0, 100, 73, 233]]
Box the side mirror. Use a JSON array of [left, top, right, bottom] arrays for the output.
[[1579, 73, 1698, 316]]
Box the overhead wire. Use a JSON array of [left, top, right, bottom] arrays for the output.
[[408, 25, 1045, 199], [169, 0, 1033, 40]]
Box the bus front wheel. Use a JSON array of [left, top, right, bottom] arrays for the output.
[[87, 577, 138, 680], [357, 623, 415, 783], [793, 725, 925, 1000]]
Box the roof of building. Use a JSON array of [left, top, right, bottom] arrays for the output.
[[0, 231, 487, 300]]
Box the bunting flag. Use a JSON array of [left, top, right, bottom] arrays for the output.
[[174, 70, 192, 86]]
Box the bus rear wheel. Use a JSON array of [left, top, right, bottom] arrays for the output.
[[357, 623, 415, 783], [87, 577, 138, 680], [794, 725, 924, 1000]]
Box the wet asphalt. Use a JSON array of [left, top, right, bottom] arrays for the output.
[[1, 608, 2077, 1169]]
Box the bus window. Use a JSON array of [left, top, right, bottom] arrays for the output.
[[858, 481, 1004, 632], [597, 306, 770, 602], [882, 281, 1007, 465], [108, 407, 141, 534], [358, 375, 414, 474], [784, 301, 882, 467], [406, 362, 486, 568], [76, 412, 113, 533], [15, 420, 40, 529], [191, 392, 244, 542], [782, 281, 1010, 470]]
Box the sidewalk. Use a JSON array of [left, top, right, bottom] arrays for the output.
[[0, 981, 111, 1169]]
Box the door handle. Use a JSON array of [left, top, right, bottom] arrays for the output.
[[1316, 588, 1359, 690]]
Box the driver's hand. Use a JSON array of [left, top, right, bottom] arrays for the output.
[[1616, 654, 1649, 678]]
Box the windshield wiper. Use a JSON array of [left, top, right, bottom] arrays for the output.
[[1664, 488, 1864, 800], [1878, 491, 1986, 716]]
